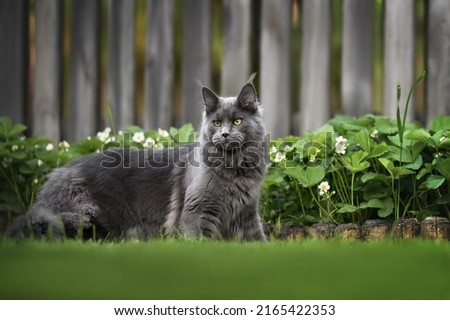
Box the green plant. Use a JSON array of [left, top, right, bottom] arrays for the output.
[[261, 113, 450, 225]]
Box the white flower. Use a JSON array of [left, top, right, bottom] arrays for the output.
[[158, 128, 170, 138], [132, 131, 145, 143], [11, 145, 19, 151], [335, 136, 348, 155], [370, 129, 379, 139], [97, 127, 111, 142], [118, 130, 123, 136], [46, 143, 54, 151], [37, 159, 44, 167], [33, 178, 39, 185], [270, 146, 278, 155], [2, 158, 11, 168], [273, 152, 286, 163], [318, 181, 331, 196], [59, 141, 70, 151]]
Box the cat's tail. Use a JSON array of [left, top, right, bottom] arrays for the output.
[[6, 203, 66, 240]]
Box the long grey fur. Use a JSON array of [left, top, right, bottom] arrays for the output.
[[7, 82, 268, 241]]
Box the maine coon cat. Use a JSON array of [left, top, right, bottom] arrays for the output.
[[8, 81, 268, 241]]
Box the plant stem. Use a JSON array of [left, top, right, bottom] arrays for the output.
[[351, 173, 355, 206]]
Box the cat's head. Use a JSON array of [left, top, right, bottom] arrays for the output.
[[200, 83, 265, 150]]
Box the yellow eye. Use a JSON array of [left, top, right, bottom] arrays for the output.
[[213, 120, 222, 127], [233, 118, 242, 126]]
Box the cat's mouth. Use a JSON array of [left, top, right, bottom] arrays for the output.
[[212, 139, 242, 152]]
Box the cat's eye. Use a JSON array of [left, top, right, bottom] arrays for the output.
[[233, 118, 243, 126], [213, 120, 222, 127]]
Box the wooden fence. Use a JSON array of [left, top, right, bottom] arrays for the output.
[[0, 0, 449, 142]]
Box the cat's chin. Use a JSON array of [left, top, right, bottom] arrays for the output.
[[212, 140, 242, 152]]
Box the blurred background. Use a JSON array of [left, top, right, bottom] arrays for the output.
[[0, 0, 448, 141]]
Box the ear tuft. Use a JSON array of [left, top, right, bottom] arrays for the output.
[[202, 87, 219, 114], [237, 83, 258, 111]]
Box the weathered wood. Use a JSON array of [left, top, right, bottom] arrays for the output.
[[300, 0, 331, 134], [108, 0, 136, 130], [260, 0, 291, 138], [342, 0, 374, 116], [0, 0, 28, 125], [221, 0, 251, 96], [32, 0, 63, 141], [392, 218, 420, 239], [421, 217, 450, 240], [426, 0, 450, 127], [69, 0, 100, 141], [181, 0, 211, 127], [383, 0, 415, 121], [362, 219, 391, 240], [144, 0, 174, 131]]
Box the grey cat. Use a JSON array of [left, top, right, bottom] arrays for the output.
[[7, 81, 268, 241]]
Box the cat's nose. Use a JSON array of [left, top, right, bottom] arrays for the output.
[[222, 132, 229, 138]]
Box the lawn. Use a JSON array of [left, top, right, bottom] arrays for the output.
[[1, 239, 449, 300]]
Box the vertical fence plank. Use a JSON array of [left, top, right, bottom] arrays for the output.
[[383, 0, 415, 121], [108, 0, 136, 130], [69, 0, 100, 141], [221, 0, 251, 96], [300, 0, 331, 133], [32, 0, 62, 141], [426, 0, 450, 127], [0, 0, 28, 125], [260, 0, 291, 138], [181, 0, 211, 127], [144, 0, 174, 130], [342, 0, 374, 116]]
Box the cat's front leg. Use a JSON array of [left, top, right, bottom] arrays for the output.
[[179, 211, 223, 240], [242, 206, 267, 242]]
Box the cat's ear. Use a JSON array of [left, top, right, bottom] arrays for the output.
[[202, 87, 220, 114], [237, 83, 258, 112]]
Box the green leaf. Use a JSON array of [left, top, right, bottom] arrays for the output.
[[379, 158, 393, 173], [405, 154, 423, 170], [264, 169, 285, 187], [434, 158, 450, 180], [431, 115, 450, 132], [378, 197, 394, 218], [337, 204, 359, 213], [417, 163, 433, 180], [284, 166, 325, 188], [375, 117, 398, 135], [9, 124, 27, 137], [422, 175, 445, 190], [0, 116, 12, 137], [361, 172, 389, 183], [370, 142, 389, 158], [342, 151, 370, 174], [9, 150, 27, 160], [379, 157, 413, 177], [405, 129, 431, 143], [176, 123, 195, 143], [366, 198, 385, 208], [355, 129, 371, 153]]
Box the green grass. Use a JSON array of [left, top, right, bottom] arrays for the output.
[[1, 239, 449, 300]]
